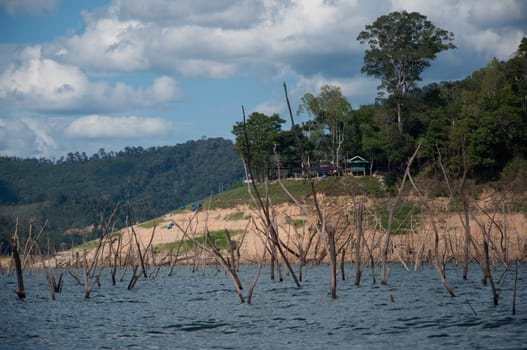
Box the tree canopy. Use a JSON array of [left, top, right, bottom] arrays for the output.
[[357, 11, 456, 133], [298, 85, 351, 168], [231, 37, 526, 186], [231, 112, 286, 180]]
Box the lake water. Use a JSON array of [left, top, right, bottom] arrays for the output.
[[1, 263, 526, 349]]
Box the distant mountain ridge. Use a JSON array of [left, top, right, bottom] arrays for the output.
[[0, 137, 244, 253]]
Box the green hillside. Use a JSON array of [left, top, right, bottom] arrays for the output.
[[0, 138, 244, 253]]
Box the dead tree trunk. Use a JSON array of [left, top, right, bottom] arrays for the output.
[[327, 225, 337, 299], [512, 260, 519, 315], [284, 82, 341, 297], [407, 167, 456, 297], [83, 202, 121, 298], [10, 219, 25, 299], [354, 200, 364, 286], [436, 139, 472, 280], [470, 213, 499, 305], [130, 219, 148, 279], [380, 142, 420, 285], [459, 138, 472, 280], [174, 212, 246, 303], [109, 233, 122, 286], [241, 104, 301, 288]]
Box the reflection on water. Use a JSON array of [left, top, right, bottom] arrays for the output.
[[1, 264, 526, 349]]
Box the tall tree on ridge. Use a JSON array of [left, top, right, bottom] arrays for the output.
[[357, 10, 456, 134]]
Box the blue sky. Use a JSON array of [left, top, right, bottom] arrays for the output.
[[0, 0, 526, 159]]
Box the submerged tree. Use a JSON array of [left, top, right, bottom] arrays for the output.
[[357, 11, 455, 133]]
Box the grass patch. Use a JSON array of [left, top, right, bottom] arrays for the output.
[[76, 239, 100, 250], [224, 211, 247, 221], [73, 230, 123, 249], [205, 176, 386, 209], [373, 202, 422, 234], [139, 219, 163, 229], [155, 230, 242, 254], [285, 217, 306, 227]]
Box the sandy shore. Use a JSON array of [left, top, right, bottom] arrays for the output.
[[50, 197, 527, 268], [2, 196, 526, 271]]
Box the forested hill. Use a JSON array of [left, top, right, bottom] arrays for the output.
[[0, 137, 244, 253]]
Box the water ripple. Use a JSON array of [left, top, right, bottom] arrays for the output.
[[0, 264, 525, 350]]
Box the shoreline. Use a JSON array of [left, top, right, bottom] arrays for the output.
[[3, 200, 526, 270]]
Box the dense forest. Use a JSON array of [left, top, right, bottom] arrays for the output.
[[0, 138, 244, 253], [233, 37, 527, 190]]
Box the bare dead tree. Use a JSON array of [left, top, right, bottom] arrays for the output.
[[0, 242, 5, 275], [247, 238, 267, 305], [354, 199, 365, 286], [380, 142, 421, 285], [414, 222, 432, 271], [240, 104, 301, 288], [474, 196, 510, 265], [436, 139, 472, 280], [128, 209, 149, 279], [406, 164, 456, 297], [83, 202, 121, 299], [21, 219, 48, 270], [127, 223, 156, 289], [109, 232, 123, 285], [363, 207, 383, 284], [10, 219, 25, 299], [168, 222, 193, 276], [278, 211, 317, 282], [283, 82, 344, 298], [175, 210, 243, 295], [35, 244, 64, 301], [512, 260, 519, 315], [469, 210, 499, 305]]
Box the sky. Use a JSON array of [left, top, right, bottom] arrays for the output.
[[0, 0, 526, 160]]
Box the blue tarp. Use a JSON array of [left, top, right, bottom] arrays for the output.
[[191, 201, 203, 212]]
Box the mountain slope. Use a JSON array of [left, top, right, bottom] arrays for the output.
[[0, 137, 244, 253]]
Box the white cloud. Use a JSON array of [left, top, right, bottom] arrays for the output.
[[0, 46, 182, 113], [43, 0, 368, 79], [116, 0, 259, 28], [0, 116, 58, 158], [0, 46, 89, 111], [389, 0, 527, 60], [294, 73, 379, 107], [251, 98, 284, 117], [65, 115, 173, 139], [54, 17, 148, 71], [250, 72, 380, 121], [461, 0, 527, 25], [34, 0, 525, 82], [0, 0, 59, 16], [20, 116, 58, 152]]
